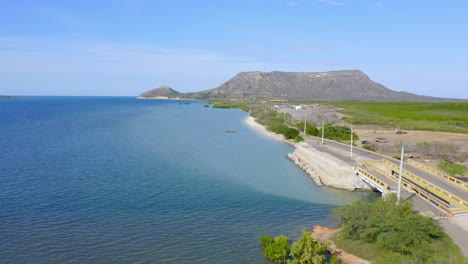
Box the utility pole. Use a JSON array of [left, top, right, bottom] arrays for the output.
[[321, 120, 325, 144], [397, 144, 405, 202], [350, 125, 353, 158], [303, 115, 307, 134]]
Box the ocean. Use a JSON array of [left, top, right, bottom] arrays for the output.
[[0, 97, 378, 263]]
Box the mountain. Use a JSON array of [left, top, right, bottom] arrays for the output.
[[139, 70, 460, 102], [138, 86, 181, 99], [190, 70, 445, 101]]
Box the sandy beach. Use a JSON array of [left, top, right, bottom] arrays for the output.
[[243, 116, 286, 142]]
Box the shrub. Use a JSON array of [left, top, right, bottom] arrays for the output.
[[363, 144, 378, 152], [289, 229, 329, 264], [334, 194, 466, 263], [438, 161, 467, 176], [295, 122, 320, 136], [294, 135, 304, 142], [259, 235, 290, 264], [320, 124, 358, 141], [259, 235, 274, 247], [283, 127, 299, 139]]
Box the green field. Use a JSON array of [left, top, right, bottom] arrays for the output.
[[333, 102, 468, 134]]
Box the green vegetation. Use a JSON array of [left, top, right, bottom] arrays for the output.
[[250, 106, 303, 142], [212, 100, 249, 111], [259, 229, 337, 264], [334, 194, 467, 263], [259, 235, 291, 263], [294, 135, 304, 143], [295, 122, 319, 136], [203, 104, 209, 107], [289, 229, 334, 264], [363, 144, 378, 152], [250, 105, 361, 143], [438, 161, 468, 177], [320, 124, 358, 141], [334, 102, 468, 134]]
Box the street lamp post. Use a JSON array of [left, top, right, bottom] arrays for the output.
[[321, 120, 325, 144], [304, 115, 307, 134], [350, 125, 353, 158], [397, 144, 405, 202]]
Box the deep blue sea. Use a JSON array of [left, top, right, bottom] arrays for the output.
[[0, 97, 378, 263]]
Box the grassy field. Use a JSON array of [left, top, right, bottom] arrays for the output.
[[332, 102, 468, 134]]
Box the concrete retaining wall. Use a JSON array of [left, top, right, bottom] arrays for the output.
[[288, 143, 370, 191]]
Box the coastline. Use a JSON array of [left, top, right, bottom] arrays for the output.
[[244, 116, 296, 147], [244, 116, 374, 262], [244, 114, 468, 258]]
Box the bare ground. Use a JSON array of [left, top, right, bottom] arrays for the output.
[[311, 226, 370, 264]]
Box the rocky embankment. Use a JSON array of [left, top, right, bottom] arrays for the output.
[[288, 143, 370, 191]]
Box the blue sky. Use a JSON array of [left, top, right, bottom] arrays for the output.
[[1, 0, 467, 98]]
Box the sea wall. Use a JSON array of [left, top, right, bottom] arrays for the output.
[[288, 143, 361, 191]]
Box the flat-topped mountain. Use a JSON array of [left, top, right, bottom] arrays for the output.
[[138, 86, 181, 99], [191, 70, 443, 101], [140, 70, 460, 102]]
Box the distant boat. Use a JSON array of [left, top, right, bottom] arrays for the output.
[[226, 130, 236, 133]]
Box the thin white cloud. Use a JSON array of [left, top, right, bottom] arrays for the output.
[[318, 0, 345, 6], [0, 37, 270, 93]]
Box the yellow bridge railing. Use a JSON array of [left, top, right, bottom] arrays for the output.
[[356, 167, 389, 192], [362, 159, 468, 218], [381, 159, 468, 209], [362, 160, 395, 181], [406, 159, 468, 191]]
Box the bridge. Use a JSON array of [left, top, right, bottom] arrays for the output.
[[357, 159, 468, 218], [300, 136, 468, 218]]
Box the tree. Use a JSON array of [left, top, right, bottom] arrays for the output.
[[332, 194, 466, 263], [283, 127, 299, 139], [288, 229, 329, 264], [260, 235, 291, 264], [295, 122, 319, 136]]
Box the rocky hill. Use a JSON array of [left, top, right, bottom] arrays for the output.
[[190, 70, 442, 101], [140, 70, 459, 102], [138, 86, 181, 99]]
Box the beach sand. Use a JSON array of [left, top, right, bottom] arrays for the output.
[[243, 116, 286, 142]]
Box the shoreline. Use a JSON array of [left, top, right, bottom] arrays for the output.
[[243, 114, 468, 257], [243, 116, 297, 148]]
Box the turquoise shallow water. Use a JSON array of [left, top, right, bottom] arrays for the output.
[[0, 97, 378, 263]]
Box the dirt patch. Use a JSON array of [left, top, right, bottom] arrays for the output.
[[356, 128, 468, 151], [311, 226, 370, 264], [356, 128, 468, 169]]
